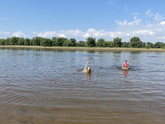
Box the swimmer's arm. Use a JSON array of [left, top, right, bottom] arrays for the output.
[[82, 65, 87, 73], [83, 65, 87, 70], [121, 64, 124, 68], [127, 64, 129, 68]]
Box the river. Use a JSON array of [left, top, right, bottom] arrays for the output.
[[0, 48, 165, 124]]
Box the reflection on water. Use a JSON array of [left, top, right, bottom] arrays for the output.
[[84, 72, 91, 80], [123, 70, 128, 79], [0, 48, 165, 124]]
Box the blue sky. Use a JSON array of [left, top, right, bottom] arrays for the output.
[[0, 0, 165, 43]]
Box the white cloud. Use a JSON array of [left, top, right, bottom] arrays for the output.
[[115, 16, 142, 26], [32, 28, 131, 40], [145, 9, 165, 21], [83, 28, 130, 38], [33, 31, 66, 38], [154, 13, 164, 21], [33, 31, 57, 37], [31, 27, 157, 42], [160, 21, 165, 25], [115, 20, 127, 26], [145, 9, 153, 17], [133, 30, 156, 36], [156, 36, 165, 40], [83, 28, 101, 37], [0, 31, 10, 35], [60, 29, 83, 37], [58, 34, 66, 37], [12, 31, 27, 37], [83, 28, 108, 38]]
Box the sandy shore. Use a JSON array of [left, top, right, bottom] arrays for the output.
[[0, 45, 165, 52]]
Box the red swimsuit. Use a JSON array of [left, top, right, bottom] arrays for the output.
[[123, 63, 128, 67]]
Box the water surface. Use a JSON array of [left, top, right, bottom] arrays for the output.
[[0, 48, 165, 124]]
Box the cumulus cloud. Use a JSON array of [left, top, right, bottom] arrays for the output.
[[83, 28, 102, 37], [58, 34, 66, 37], [33, 31, 66, 38], [156, 36, 165, 40], [154, 13, 164, 21], [145, 9, 153, 17], [133, 30, 156, 36], [32, 27, 157, 42], [33, 31, 57, 37], [160, 21, 165, 25], [78, 28, 156, 41], [60, 29, 83, 37], [12, 31, 27, 37], [115, 16, 142, 26], [145, 9, 165, 21], [115, 20, 127, 26], [82, 28, 130, 38]]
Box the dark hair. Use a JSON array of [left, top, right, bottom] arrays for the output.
[[124, 60, 127, 62]]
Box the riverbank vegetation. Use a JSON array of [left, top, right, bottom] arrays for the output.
[[0, 36, 165, 49]]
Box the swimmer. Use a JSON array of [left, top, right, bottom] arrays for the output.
[[122, 60, 129, 70], [82, 65, 91, 73]]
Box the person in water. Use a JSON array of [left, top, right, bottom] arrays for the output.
[[122, 60, 129, 70], [82, 65, 91, 73]]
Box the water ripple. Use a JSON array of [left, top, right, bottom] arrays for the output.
[[0, 48, 165, 123]]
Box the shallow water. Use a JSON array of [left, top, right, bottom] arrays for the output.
[[0, 48, 165, 124]]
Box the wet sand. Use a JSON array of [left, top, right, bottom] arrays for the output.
[[0, 45, 165, 52]]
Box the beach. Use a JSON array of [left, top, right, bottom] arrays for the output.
[[0, 45, 165, 52]]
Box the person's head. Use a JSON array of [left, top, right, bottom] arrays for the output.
[[124, 60, 127, 64], [87, 67, 91, 72]]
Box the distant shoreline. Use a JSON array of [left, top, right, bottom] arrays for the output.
[[0, 45, 165, 52]]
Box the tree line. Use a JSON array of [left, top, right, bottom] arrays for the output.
[[0, 36, 165, 48]]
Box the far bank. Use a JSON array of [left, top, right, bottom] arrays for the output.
[[0, 45, 165, 52]]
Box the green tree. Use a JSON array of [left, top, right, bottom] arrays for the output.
[[10, 37, 19, 45], [63, 40, 73, 47], [32, 37, 42, 46], [86, 37, 96, 47], [130, 37, 145, 48], [18, 38, 25, 45], [102, 41, 108, 47], [113, 37, 122, 47], [40, 38, 52, 46], [56, 37, 68, 46], [154, 42, 165, 48], [121, 42, 129, 47], [5, 38, 11, 45], [106, 41, 114, 47], [96, 38, 105, 47], [145, 45, 150, 49], [70, 38, 76, 46], [147, 42, 154, 48], [24, 38, 31, 45], [77, 41, 85, 47], [52, 37, 57, 46], [0, 39, 6, 45]]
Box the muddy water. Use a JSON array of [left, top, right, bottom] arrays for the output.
[[0, 48, 165, 124]]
